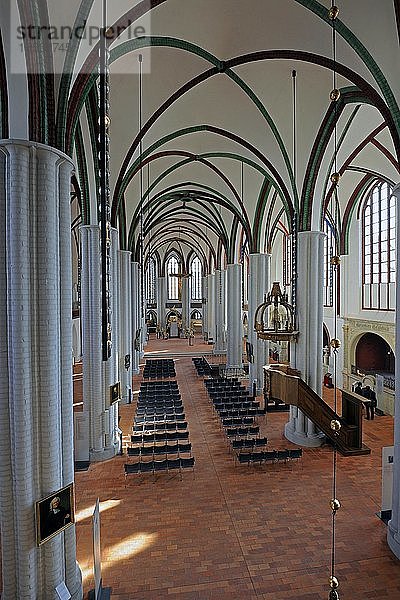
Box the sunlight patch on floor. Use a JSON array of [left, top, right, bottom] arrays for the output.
[[75, 499, 122, 523], [80, 533, 158, 584]]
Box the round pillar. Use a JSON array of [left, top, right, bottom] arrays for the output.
[[207, 274, 215, 344], [284, 231, 325, 447], [248, 253, 271, 394], [181, 275, 191, 333], [0, 141, 82, 599], [131, 261, 140, 374], [214, 269, 227, 353], [226, 263, 243, 371], [118, 250, 132, 404], [202, 276, 208, 339], [156, 276, 166, 335]]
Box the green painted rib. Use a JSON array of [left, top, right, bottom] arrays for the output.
[[319, 102, 362, 225], [296, 0, 400, 135], [342, 176, 375, 254], [74, 121, 90, 224], [56, 0, 95, 151], [110, 36, 297, 208]]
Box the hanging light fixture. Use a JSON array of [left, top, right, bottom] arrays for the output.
[[254, 70, 299, 346], [99, 0, 112, 360], [254, 281, 298, 342], [327, 3, 342, 599]]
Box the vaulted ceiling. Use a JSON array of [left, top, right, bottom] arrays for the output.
[[1, 0, 399, 270]]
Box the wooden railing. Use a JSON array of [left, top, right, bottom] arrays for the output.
[[265, 365, 370, 456]]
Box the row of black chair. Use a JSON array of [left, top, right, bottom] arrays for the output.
[[232, 437, 268, 451], [133, 420, 188, 432], [136, 406, 184, 417], [217, 408, 261, 420], [127, 442, 192, 457], [134, 413, 186, 424], [137, 398, 182, 409], [205, 378, 240, 389], [203, 371, 274, 463], [140, 380, 178, 388], [124, 456, 195, 478], [203, 373, 263, 459], [127, 370, 195, 481], [225, 425, 260, 438], [236, 448, 303, 466], [143, 358, 176, 379], [213, 400, 260, 412], [192, 356, 213, 376], [221, 416, 255, 427], [139, 382, 179, 393], [131, 430, 189, 444]]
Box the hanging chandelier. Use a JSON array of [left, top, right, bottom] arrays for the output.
[[254, 281, 298, 342]]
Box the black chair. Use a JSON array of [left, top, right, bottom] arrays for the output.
[[250, 451, 265, 465], [124, 463, 141, 475], [178, 442, 192, 454], [180, 456, 195, 477], [237, 452, 252, 465], [276, 449, 289, 462], [288, 448, 303, 463], [254, 437, 268, 448], [225, 427, 238, 438], [167, 458, 181, 472], [152, 458, 169, 473], [263, 450, 278, 464], [127, 446, 141, 456]]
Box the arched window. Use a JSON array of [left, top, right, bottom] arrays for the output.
[[145, 256, 156, 303], [323, 218, 335, 307], [190, 256, 202, 300], [167, 254, 181, 300], [362, 182, 395, 310]]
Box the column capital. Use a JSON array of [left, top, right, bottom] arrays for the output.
[[392, 183, 400, 198], [118, 249, 131, 257], [0, 138, 74, 166], [297, 230, 326, 240]]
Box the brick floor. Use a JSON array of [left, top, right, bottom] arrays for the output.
[[74, 335, 400, 599]]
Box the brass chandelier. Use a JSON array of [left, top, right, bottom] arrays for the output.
[[254, 281, 298, 343]]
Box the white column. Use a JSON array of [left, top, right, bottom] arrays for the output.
[[202, 276, 208, 339], [214, 269, 227, 353], [81, 225, 116, 462], [81, 225, 103, 458], [102, 228, 119, 452], [226, 263, 243, 370], [138, 264, 146, 354], [59, 161, 83, 598], [207, 273, 215, 343], [119, 250, 132, 404], [248, 253, 270, 394], [284, 231, 325, 447], [131, 261, 140, 374], [156, 276, 167, 335], [181, 275, 191, 333], [388, 183, 400, 559], [0, 141, 82, 600]]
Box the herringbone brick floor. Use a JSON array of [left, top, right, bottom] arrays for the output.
[[74, 336, 400, 599]]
